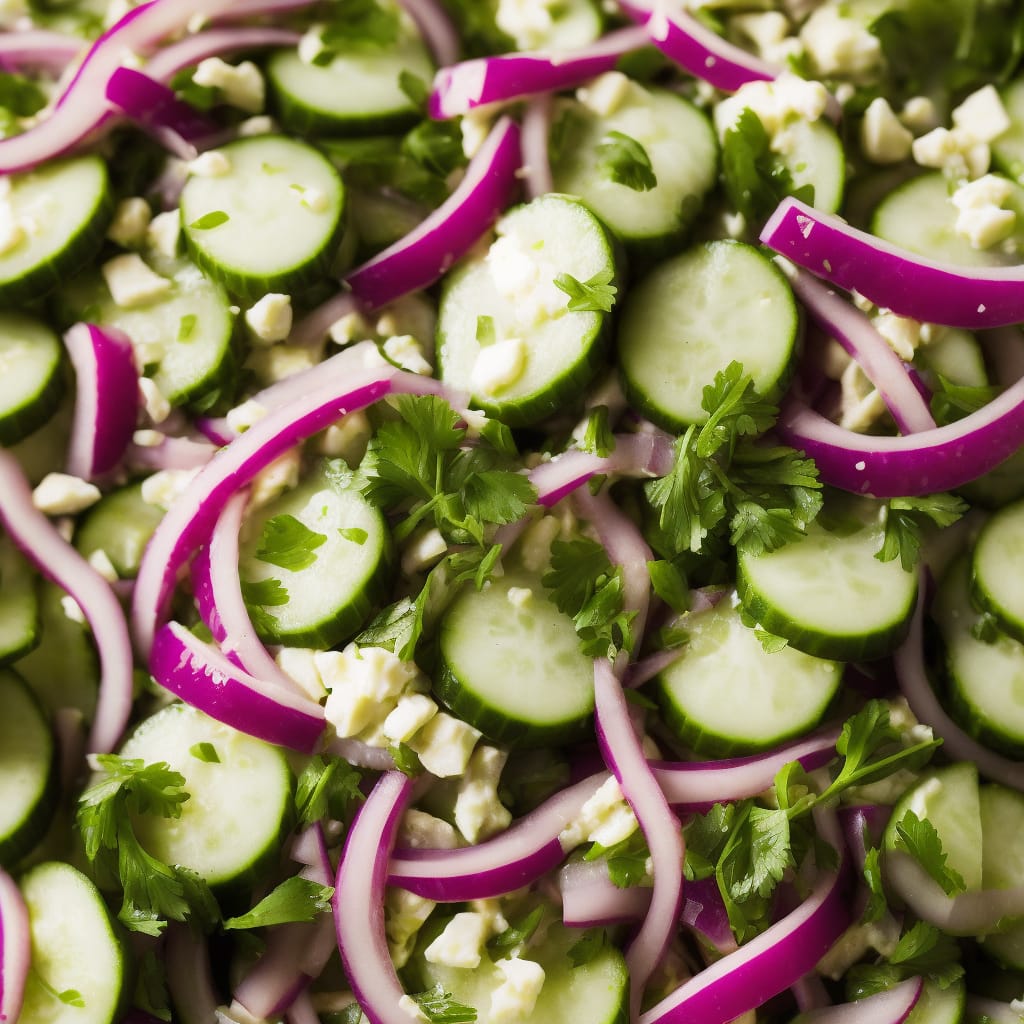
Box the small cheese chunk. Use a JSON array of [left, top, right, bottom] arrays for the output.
[[225, 399, 268, 435], [576, 72, 633, 117], [383, 693, 439, 744], [386, 888, 437, 969], [401, 527, 448, 576], [139, 377, 171, 424], [799, 6, 881, 77], [141, 468, 198, 510], [321, 644, 421, 738], [494, 0, 557, 50], [951, 173, 1017, 249], [872, 312, 922, 361], [408, 712, 481, 778], [952, 85, 1011, 145], [423, 912, 489, 969], [87, 549, 119, 584], [32, 473, 101, 516], [107, 197, 152, 248], [559, 775, 638, 850], [245, 293, 293, 345], [490, 957, 546, 1024], [102, 254, 173, 308], [860, 97, 913, 164], [193, 58, 265, 114], [275, 647, 326, 701], [249, 449, 301, 508], [145, 209, 181, 259], [382, 334, 432, 375], [471, 337, 528, 396], [398, 808, 461, 850], [188, 150, 232, 178], [454, 745, 512, 843], [329, 310, 372, 346], [316, 410, 372, 462]]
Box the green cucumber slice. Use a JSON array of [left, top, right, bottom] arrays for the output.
[[617, 240, 798, 430], [9, 398, 73, 486], [437, 193, 617, 426], [736, 498, 918, 661], [238, 470, 392, 649], [972, 498, 1024, 643], [74, 481, 164, 580], [917, 328, 989, 389], [117, 702, 293, 890], [0, 313, 65, 446], [655, 596, 841, 757], [0, 533, 39, 667], [906, 979, 966, 1024], [550, 84, 718, 252], [774, 117, 846, 216], [0, 154, 112, 304], [0, 670, 56, 867], [18, 861, 128, 1024], [436, 572, 596, 747], [181, 136, 346, 300]]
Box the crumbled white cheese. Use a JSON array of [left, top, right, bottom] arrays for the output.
[[400, 527, 448, 576], [872, 312, 922, 362], [839, 361, 887, 433], [950, 173, 1017, 249], [382, 334, 432, 375], [576, 72, 633, 118], [145, 210, 181, 259], [132, 428, 164, 448], [454, 745, 512, 843], [107, 197, 152, 248], [32, 473, 101, 516], [316, 410, 373, 462], [0, 202, 24, 256], [225, 398, 268, 435], [247, 343, 317, 383], [61, 595, 86, 624], [398, 809, 462, 850], [249, 449, 301, 508], [408, 712, 481, 778], [321, 644, 421, 738], [398, 996, 428, 1022], [731, 11, 802, 65], [495, 0, 558, 50], [461, 110, 495, 160], [297, 24, 328, 65], [860, 97, 913, 164], [487, 229, 567, 327], [952, 85, 1011, 144], [192, 58, 265, 114], [275, 647, 326, 701], [490, 957, 546, 1024], [141, 468, 198, 510], [245, 293, 293, 345], [471, 337, 528, 396], [386, 888, 438, 969], [424, 912, 490, 969], [188, 150, 233, 178], [912, 126, 990, 181], [102, 254, 173, 308], [714, 73, 829, 140], [238, 115, 276, 137], [139, 377, 171, 425], [799, 6, 881, 77], [329, 311, 372, 346], [559, 775, 638, 850], [506, 586, 533, 609], [900, 96, 938, 132], [87, 548, 119, 584], [384, 693, 439, 744], [292, 185, 331, 214]]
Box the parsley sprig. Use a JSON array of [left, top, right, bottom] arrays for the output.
[[597, 130, 658, 192], [875, 494, 968, 571], [845, 921, 964, 1001]]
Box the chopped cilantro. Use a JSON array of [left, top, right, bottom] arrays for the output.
[[188, 211, 230, 230], [553, 268, 617, 314], [223, 876, 334, 930], [255, 515, 328, 571], [597, 130, 657, 192], [876, 493, 968, 571], [892, 809, 967, 896], [189, 742, 220, 764]]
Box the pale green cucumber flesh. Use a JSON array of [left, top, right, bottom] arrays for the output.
[[0, 312, 65, 446], [74, 482, 164, 579], [972, 498, 1024, 643], [775, 117, 846, 215], [0, 533, 39, 666]]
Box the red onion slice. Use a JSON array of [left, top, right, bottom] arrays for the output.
[[335, 771, 416, 1024], [344, 116, 522, 311], [618, 0, 778, 92], [639, 811, 849, 1024], [0, 30, 83, 74], [428, 27, 647, 118], [63, 323, 139, 481], [284, 990, 321, 1024], [165, 924, 219, 1024], [150, 621, 326, 753], [781, 267, 936, 435], [125, 434, 218, 472], [0, 451, 133, 754], [762, 196, 1024, 330], [594, 658, 684, 1019], [0, 868, 30, 1024], [397, 0, 460, 66], [559, 858, 653, 927], [794, 977, 922, 1024], [143, 26, 302, 83], [288, 290, 361, 350], [964, 995, 1024, 1024], [521, 93, 555, 200], [681, 876, 737, 954]]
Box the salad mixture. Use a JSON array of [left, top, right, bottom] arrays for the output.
[[2, 0, 1024, 1022]]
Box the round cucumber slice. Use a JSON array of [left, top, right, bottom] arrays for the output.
[[0, 670, 56, 867], [181, 136, 346, 300], [972, 498, 1024, 644], [934, 557, 1024, 757], [0, 154, 112, 305], [0, 533, 39, 668], [617, 240, 798, 430], [907, 979, 965, 1024], [775, 117, 846, 216], [655, 596, 841, 757], [994, 76, 1024, 185], [437, 573, 596, 747], [238, 470, 392, 649], [118, 703, 293, 891], [74, 481, 164, 580], [437, 193, 617, 426], [550, 84, 718, 252], [18, 861, 128, 1024], [737, 499, 918, 661], [0, 313, 65, 446]]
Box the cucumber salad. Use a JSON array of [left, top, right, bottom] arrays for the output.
[[4, 0, 1024, 1023]]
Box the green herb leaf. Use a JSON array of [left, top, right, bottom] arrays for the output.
[[597, 130, 657, 191], [295, 755, 365, 828], [876, 493, 969, 571], [586, 829, 651, 888], [553, 268, 617, 313], [579, 405, 616, 458], [339, 527, 368, 544], [189, 742, 220, 764], [567, 928, 608, 967], [409, 982, 478, 1023], [892, 809, 967, 896], [256, 514, 328, 571], [862, 846, 888, 924], [0, 71, 47, 117], [223, 877, 334, 930], [399, 69, 429, 106], [240, 577, 289, 607], [189, 210, 229, 230], [318, 0, 400, 57], [177, 314, 197, 343], [388, 742, 424, 777], [487, 906, 545, 955], [647, 559, 690, 614], [754, 628, 789, 653], [135, 951, 171, 1022]]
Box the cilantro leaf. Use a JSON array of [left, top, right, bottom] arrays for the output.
[[410, 983, 477, 1024], [553, 268, 617, 313], [189, 742, 220, 764], [339, 527, 368, 544], [696, 362, 777, 459], [892, 809, 967, 896], [317, 0, 400, 58], [189, 211, 229, 230], [683, 803, 735, 881], [295, 755, 365, 827], [847, 921, 964, 1000], [876, 493, 969, 571], [487, 906, 545, 955], [647, 559, 690, 614], [585, 829, 651, 888], [255, 515, 328, 571], [861, 846, 888, 924], [567, 929, 608, 967], [597, 130, 657, 191], [399, 69, 429, 107], [240, 577, 289, 607], [223, 877, 334, 930], [930, 375, 1001, 426], [579, 405, 616, 458], [388, 742, 425, 777]]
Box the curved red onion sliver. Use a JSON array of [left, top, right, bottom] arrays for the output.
[[594, 658, 684, 1020], [150, 621, 326, 753], [762, 196, 1024, 330], [0, 451, 133, 754], [681, 876, 737, 954], [618, 0, 778, 92], [521, 93, 555, 200], [63, 323, 139, 480], [0, 30, 83, 74], [0, 867, 30, 1024], [165, 924, 220, 1024], [639, 810, 849, 1024], [838, 804, 891, 873], [964, 995, 1024, 1024], [559, 858, 653, 928], [143, 26, 302, 84], [429, 27, 647, 119], [125, 434, 218, 472], [344, 116, 522, 312], [288, 290, 361, 350], [284, 990, 322, 1024], [105, 66, 221, 149], [782, 267, 936, 435], [397, 0, 460, 66], [335, 771, 416, 1024], [794, 977, 922, 1024]]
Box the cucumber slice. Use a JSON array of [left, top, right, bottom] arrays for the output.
[[436, 572, 596, 747], [0, 312, 65, 446], [0, 670, 56, 867], [917, 328, 988, 389], [412, 915, 628, 1024], [775, 117, 846, 215], [117, 703, 293, 890], [0, 532, 39, 667], [267, 13, 433, 135], [181, 136, 346, 300], [959, 445, 1024, 508], [74, 481, 164, 579], [9, 397, 73, 486], [0, 154, 112, 305], [872, 171, 1024, 267], [18, 861, 128, 1024], [737, 498, 918, 661], [655, 596, 841, 757], [906, 979, 966, 1024], [550, 84, 718, 252], [934, 557, 1024, 756], [972, 498, 1024, 644], [238, 470, 392, 649], [995, 76, 1024, 185], [63, 258, 238, 408], [617, 240, 798, 430], [437, 194, 616, 426]]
